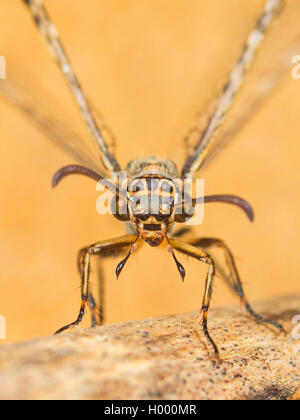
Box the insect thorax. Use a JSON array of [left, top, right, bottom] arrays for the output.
[[126, 156, 179, 179]]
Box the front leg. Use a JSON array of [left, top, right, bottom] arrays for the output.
[[190, 237, 286, 335], [168, 238, 219, 361], [87, 293, 100, 328], [78, 248, 121, 328], [55, 235, 138, 335], [78, 248, 100, 327]]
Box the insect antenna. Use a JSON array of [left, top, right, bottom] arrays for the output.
[[195, 195, 254, 222], [52, 164, 133, 209]]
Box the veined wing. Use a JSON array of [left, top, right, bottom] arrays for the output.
[[182, 0, 300, 176], [21, 0, 120, 175], [0, 79, 110, 176]]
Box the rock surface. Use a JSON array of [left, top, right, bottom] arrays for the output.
[[0, 295, 299, 400]]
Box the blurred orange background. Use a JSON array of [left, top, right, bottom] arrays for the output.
[[0, 0, 299, 343]]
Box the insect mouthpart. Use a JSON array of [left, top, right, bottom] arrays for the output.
[[127, 173, 177, 246], [143, 223, 162, 231], [135, 214, 167, 247]]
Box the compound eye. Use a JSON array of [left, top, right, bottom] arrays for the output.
[[132, 181, 145, 192], [111, 197, 130, 222], [160, 181, 174, 193], [139, 214, 149, 222], [174, 205, 195, 223], [160, 203, 171, 215]]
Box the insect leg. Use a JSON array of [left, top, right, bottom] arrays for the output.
[[96, 262, 105, 327], [168, 238, 219, 361], [55, 250, 91, 335], [55, 234, 138, 335], [172, 230, 236, 292], [87, 293, 99, 328], [78, 247, 102, 327], [78, 248, 97, 326], [172, 227, 193, 238], [190, 237, 286, 334]]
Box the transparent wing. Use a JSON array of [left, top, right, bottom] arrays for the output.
[[20, 0, 120, 175], [0, 79, 110, 176], [182, 0, 300, 175]]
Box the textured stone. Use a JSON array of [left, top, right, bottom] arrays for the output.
[[0, 295, 299, 400]]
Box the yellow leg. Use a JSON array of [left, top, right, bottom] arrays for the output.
[[190, 237, 286, 334], [168, 238, 219, 361], [55, 235, 138, 335], [78, 245, 129, 328]]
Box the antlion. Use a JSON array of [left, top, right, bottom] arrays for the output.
[[5, 0, 295, 361]]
